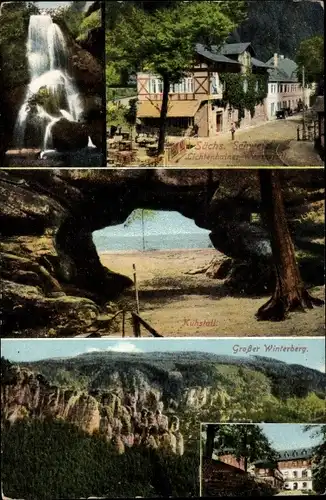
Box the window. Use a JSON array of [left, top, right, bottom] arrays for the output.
[[186, 77, 194, 93], [303, 482, 307, 489], [280, 84, 283, 92], [170, 77, 194, 94], [302, 470, 308, 478], [211, 73, 220, 94], [293, 471, 297, 478], [149, 77, 163, 94]]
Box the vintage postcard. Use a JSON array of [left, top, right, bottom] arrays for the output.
[[201, 423, 326, 496], [1, 338, 325, 499], [0, 1, 325, 499]]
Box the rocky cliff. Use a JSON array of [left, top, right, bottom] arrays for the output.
[[1, 365, 184, 456], [0, 2, 104, 156], [0, 168, 324, 337]]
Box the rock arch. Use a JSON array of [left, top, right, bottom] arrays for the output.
[[0, 168, 323, 336]]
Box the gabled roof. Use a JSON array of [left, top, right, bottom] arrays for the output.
[[268, 66, 297, 83], [277, 447, 315, 461], [219, 42, 252, 56], [266, 56, 299, 82], [252, 57, 274, 69], [196, 43, 268, 69], [196, 44, 241, 65]]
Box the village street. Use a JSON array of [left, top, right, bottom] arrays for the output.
[[174, 114, 322, 167]]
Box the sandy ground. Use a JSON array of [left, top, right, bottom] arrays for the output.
[[99, 249, 325, 338]]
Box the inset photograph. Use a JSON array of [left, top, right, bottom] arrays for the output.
[[0, 168, 324, 338], [201, 423, 326, 496], [106, 0, 324, 167], [1, 338, 325, 499], [0, 1, 105, 167]]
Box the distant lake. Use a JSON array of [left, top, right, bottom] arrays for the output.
[[92, 211, 212, 252], [93, 231, 212, 252]]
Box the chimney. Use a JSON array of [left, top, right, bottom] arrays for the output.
[[273, 53, 278, 67]]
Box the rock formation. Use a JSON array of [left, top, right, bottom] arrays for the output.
[[0, 2, 103, 157], [1, 365, 184, 456], [0, 168, 323, 337]]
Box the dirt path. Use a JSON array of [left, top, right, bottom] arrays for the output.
[[100, 249, 325, 337]]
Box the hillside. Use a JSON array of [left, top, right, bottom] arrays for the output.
[[20, 351, 326, 401], [1, 353, 325, 499], [230, 0, 324, 61]]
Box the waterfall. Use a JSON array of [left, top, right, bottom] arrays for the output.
[[13, 13, 88, 152]]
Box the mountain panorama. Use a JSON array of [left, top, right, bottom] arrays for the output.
[[1, 351, 325, 498]]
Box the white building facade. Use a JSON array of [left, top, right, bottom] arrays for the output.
[[277, 448, 314, 492]]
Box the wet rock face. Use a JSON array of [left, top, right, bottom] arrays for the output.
[[1, 5, 103, 154], [51, 118, 89, 151], [0, 168, 323, 337], [1, 367, 185, 456]]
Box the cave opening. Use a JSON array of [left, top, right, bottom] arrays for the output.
[[91, 209, 224, 336]]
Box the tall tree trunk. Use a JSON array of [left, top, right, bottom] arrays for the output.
[[256, 170, 324, 321], [157, 74, 170, 156], [205, 424, 216, 459]]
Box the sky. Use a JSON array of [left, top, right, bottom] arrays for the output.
[[1, 338, 324, 372], [93, 211, 210, 238], [259, 424, 323, 451], [206, 424, 323, 451]]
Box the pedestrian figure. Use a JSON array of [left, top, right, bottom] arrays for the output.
[[230, 122, 236, 140]]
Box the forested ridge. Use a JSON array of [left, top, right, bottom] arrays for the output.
[[20, 351, 326, 401]]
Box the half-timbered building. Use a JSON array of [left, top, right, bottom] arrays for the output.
[[136, 42, 271, 137]]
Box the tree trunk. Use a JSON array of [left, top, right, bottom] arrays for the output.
[[205, 424, 216, 459], [157, 74, 170, 156], [256, 170, 324, 321]]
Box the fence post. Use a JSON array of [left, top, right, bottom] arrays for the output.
[[133, 263, 140, 314], [131, 313, 141, 337]]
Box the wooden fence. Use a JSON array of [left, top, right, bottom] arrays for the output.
[[165, 138, 188, 162], [75, 309, 163, 338]]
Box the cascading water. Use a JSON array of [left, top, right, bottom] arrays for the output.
[[13, 13, 94, 153]]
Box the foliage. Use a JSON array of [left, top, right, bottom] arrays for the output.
[[208, 424, 278, 470], [305, 425, 326, 494], [77, 9, 102, 42], [295, 36, 324, 86], [0, 2, 39, 88], [124, 209, 157, 227], [107, 1, 247, 151], [220, 72, 268, 121], [124, 98, 138, 127], [52, 368, 88, 391], [232, 0, 325, 62], [107, 102, 129, 128], [1, 418, 198, 500]]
